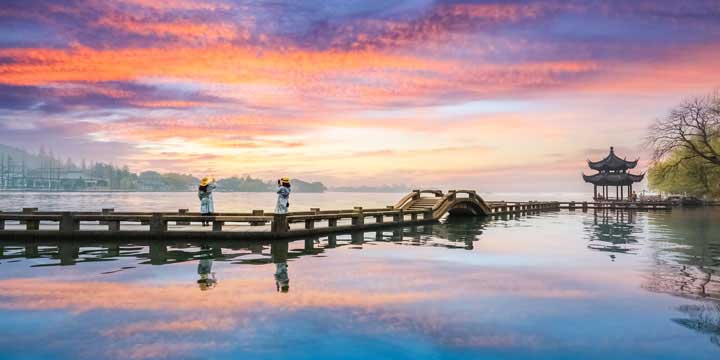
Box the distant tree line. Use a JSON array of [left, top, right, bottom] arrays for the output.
[[216, 176, 327, 193], [646, 90, 720, 198], [0, 144, 327, 192]]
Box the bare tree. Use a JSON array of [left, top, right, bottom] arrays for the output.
[[647, 91, 720, 167]]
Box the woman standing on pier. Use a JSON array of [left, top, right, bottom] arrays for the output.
[[275, 177, 291, 214], [198, 177, 216, 226]]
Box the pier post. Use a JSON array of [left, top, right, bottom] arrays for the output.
[[327, 234, 337, 247], [23, 208, 39, 230], [149, 241, 167, 264], [352, 207, 364, 226], [0, 211, 4, 230], [149, 213, 167, 233], [100, 208, 114, 225], [304, 238, 315, 251], [59, 212, 79, 233], [25, 244, 39, 257], [108, 219, 120, 231], [582, 202, 588, 212], [569, 201, 575, 211], [58, 242, 79, 265], [21, 207, 37, 225], [392, 209, 403, 223], [424, 209, 433, 220], [177, 209, 190, 225], [351, 230, 364, 244], [212, 221, 224, 232], [272, 214, 288, 233], [304, 219, 315, 229], [251, 210, 265, 226], [107, 244, 120, 257]]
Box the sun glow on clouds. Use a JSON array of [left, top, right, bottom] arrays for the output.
[[1, 0, 720, 189]]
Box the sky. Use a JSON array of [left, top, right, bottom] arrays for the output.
[[1, 0, 720, 191]]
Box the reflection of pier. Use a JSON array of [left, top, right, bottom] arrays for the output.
[[0, 221, 485, 293], [558, 201, 671, 211], [0, 222, 482, 265], [0, 190, 558, 241]]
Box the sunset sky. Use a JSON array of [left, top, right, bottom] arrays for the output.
[[1, 0, 720, 191]]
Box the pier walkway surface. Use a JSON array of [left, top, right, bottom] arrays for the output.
[[0, 190, 671, 241]]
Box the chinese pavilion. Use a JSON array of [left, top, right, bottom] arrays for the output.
[[582, 147, 644, 201]]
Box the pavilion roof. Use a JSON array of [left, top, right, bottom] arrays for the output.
[[587, 147, 638, 171], [582, 171, 644, 186]]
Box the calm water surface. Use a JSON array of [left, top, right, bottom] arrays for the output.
[[0, 193, 718, 359]]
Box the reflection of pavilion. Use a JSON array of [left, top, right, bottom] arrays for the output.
[[585, 210, 639, 255]]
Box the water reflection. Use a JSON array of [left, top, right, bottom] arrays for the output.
[[673, 303, 720, 347], [272, 241, 290, 293], [2, 211, 720, 359], [197, 245, 217, 291], [585, 209, 640, 256], [642, 209, 720, 348]]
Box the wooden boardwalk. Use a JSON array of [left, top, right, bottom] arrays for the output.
[[557, 201, 672, 211], [1, 190, 688, 241], [0, 190, 559, 241]]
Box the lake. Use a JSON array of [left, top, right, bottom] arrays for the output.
[[0, 193, 718, 359]]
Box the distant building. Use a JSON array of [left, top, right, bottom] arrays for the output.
[[583, 147, 644, 201]]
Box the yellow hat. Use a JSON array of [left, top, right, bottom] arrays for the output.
[[200, 177, 210, 186], [280, 177, 290, 183]]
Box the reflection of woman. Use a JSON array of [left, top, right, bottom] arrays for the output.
[[275, 263, 289, 293], [198, 177, 216, 226], [275, 177, 291, 214], [197, 246, 217, 291], [271, 241, 290, 293]]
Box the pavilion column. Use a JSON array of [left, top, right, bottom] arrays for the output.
[[593, 185, 597, 199], [620, 185, 624, 200]]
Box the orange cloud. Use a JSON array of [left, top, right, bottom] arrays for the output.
[[0, 278, 447, 313], [95, 16, 241, 42], [116, 0, 233, 11]]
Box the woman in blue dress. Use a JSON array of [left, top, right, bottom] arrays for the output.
[[198, 177, 216, 226], [275, 177, 291, 214]]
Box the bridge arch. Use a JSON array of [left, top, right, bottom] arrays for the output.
[[396, 189, 492, 219]]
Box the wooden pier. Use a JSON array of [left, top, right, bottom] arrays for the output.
[[0, 190, 560, 241], [557, 201, 672, 211], [1, 190, 687, 241]]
